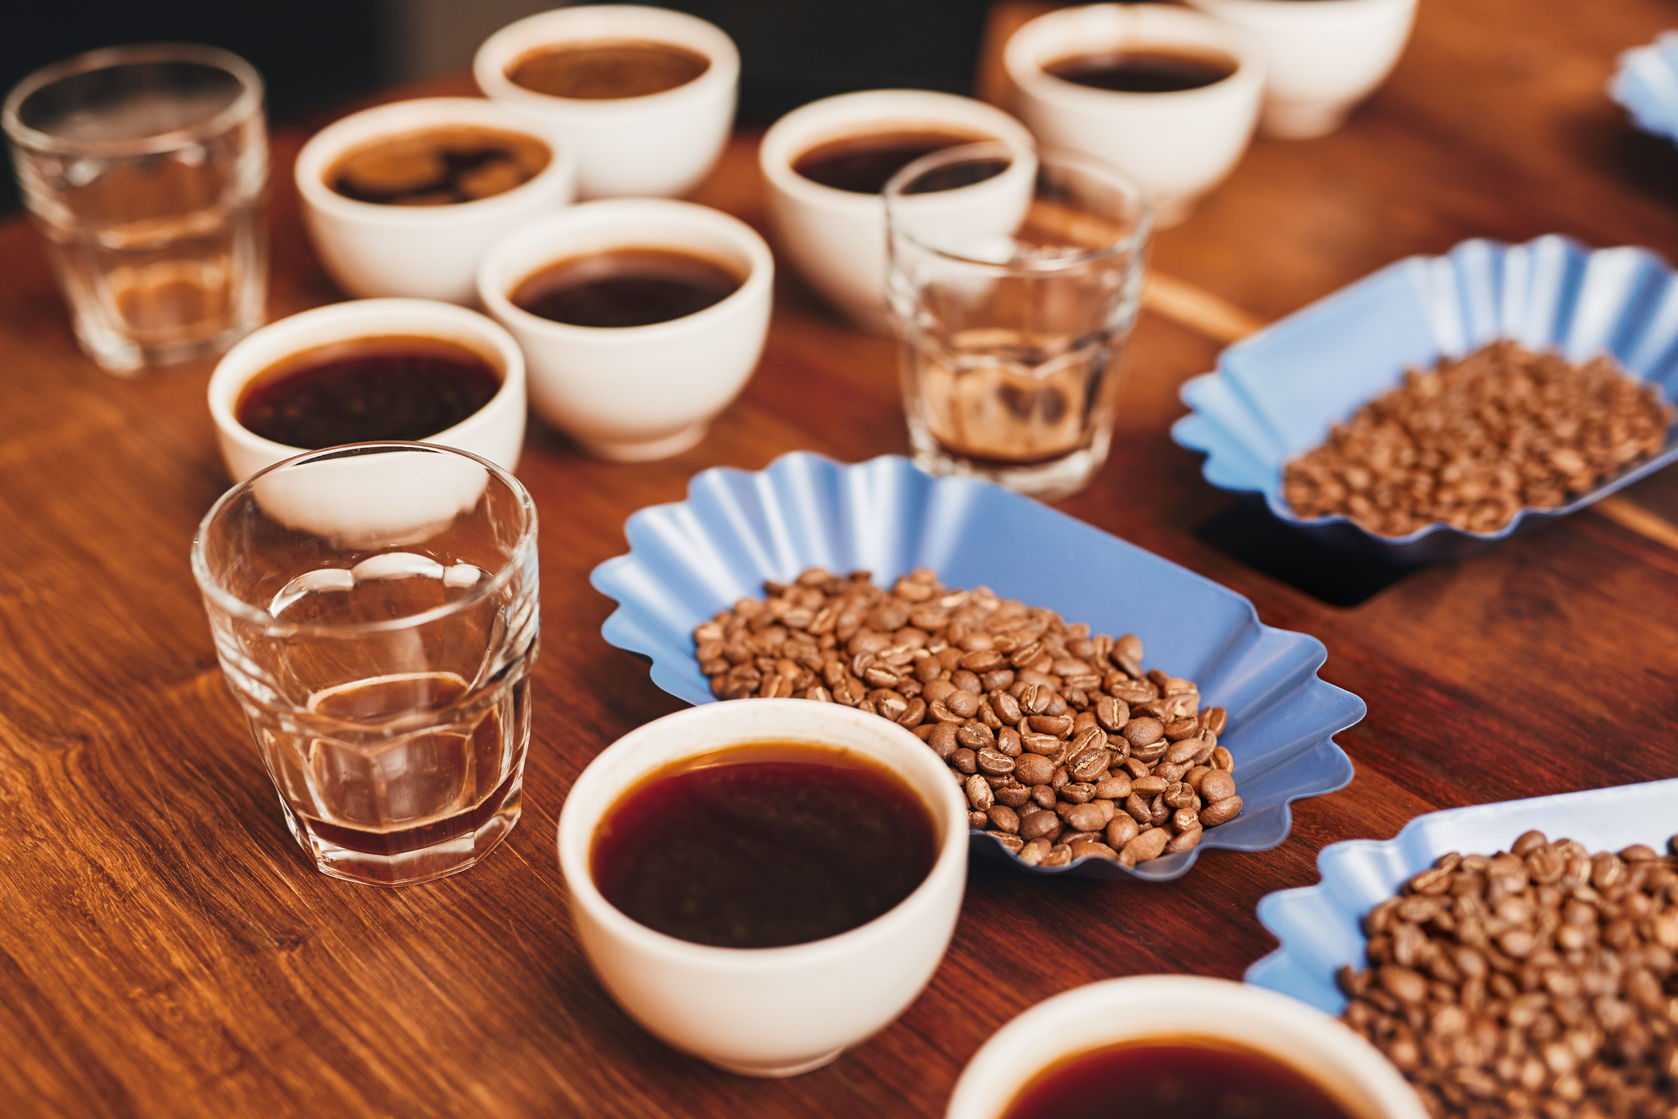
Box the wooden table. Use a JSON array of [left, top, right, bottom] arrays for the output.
[[6, 2, 1678, 1115]]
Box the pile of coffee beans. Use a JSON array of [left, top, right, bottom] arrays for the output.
[[1282, 341, 1674, 537], [693, 567, 1238, 869], [1338, 830, 1678, 1119]]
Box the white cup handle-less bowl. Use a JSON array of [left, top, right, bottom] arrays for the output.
[[477, 198, 772, 461], [1004, 4, 1264, 227], [557, 699, 969, 1078], [207, 297, 527, 483], [758, 89, 1038, 332], [1183, 0, 1418, 139], [946, 976, 1429, 1119], [474, 5, 739, 200], [294, 97, 577, 304]]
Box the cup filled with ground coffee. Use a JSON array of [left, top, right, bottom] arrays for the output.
[[947, 976, 1428, 1119], [476, 197, 771, 460], [294, 97, 576, 304], [474, 4, 738, 199], [207, 297, 526, 486], [759, 89, 1037, 331], [557, 698, 968, 1077]]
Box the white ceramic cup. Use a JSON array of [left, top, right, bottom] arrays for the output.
[[1004, 4, 1265, 227], [294, 97, 577, 304], [758, 89, 1037, 332], [208, 298, 527, 483], [946, 976, 1430, 1119], [557, 698, 968, 1079], [474, 5, 738, 199], [1183, 0, 1418, 139], [477, 198, 771, 461]]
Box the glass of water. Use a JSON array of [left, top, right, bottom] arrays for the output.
[[4, 44, 268, 374], [885, 143, 1152, 500], [191, 443, 540, 886]]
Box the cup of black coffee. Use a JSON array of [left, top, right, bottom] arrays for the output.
[[295, 98, 576, 304], [759, 89, 1036, 331], [476, 197, 771, 460], [556, 699, 968, 1077], [1004, 3, 1264, 226], [474, 4, 739, 199]]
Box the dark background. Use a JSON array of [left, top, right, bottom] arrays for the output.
[[1, 0, 996, 213]]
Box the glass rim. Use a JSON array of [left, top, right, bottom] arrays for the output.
[[882, 140, 1154, 272], [2, 42, 265, 159], [190, 441, 538, 638]]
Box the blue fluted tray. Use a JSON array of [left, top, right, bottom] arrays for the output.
[[1612, 31, 1678, 144], [1245, 779, 1678, 1013], [590, 451, 1364, 880], [1172, 235, 1678, 563]]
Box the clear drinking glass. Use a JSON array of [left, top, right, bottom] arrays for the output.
[[3, 43, 269, 374], [191, 443, 540, 886], [885, 143, 1152, 500]]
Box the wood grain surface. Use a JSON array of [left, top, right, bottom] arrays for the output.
[[4, 2, 1678, 1116]]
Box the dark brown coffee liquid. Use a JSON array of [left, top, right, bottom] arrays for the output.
[[1045, 49, 1237, 93], [1002, 1040, 1365, 1119], [510, 247, 742, 327], [590, 742, 939, 948], [506, 39, 710, 99], [793, 128, 1006, 194], [235, 335, 502, 447], [327, 125, 551, 205]]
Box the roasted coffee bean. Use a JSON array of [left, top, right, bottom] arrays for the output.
[[1283, 342, 1676, 537], [695, 568, 1238, 869], [1339, 831, 1678, 1119], [1198, 769, 1236, 803], [1122, 828, 1169, 864], [1069, 839, 1119, 863], [1199, 795, 1242, 827], [988, 831, 1024, 855]]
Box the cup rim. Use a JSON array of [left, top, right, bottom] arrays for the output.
[[883, 141, 1154, 271], [3, 42, 264, 158], [476, 197, 773, 340], [1004, 3, 1264, 108], [946, 975, 1430, 1119], [207, 298, 527, 479], [191, 440, 538, 637], [474, 3, 740, 116], [758, 88, 1038, 212], [294, 96, 577, 228], [556, 698, 969, 964]]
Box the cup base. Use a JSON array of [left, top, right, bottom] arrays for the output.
[[909, 427, 1111, 502], [1260, 100, 1354, 140], [77, 317, 260, 377], [280, 777, 524, 887], [704, 1048, 844, 1079], [575, 422, 709, 462]]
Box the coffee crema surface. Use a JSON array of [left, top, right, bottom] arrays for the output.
[[793, 128, 1006, 194], [510, 247, 743, 328], [326, 125, 551, 206], [1001, 1039, 1365, 1119], [589, 741, 939, 948], [505, 39, 710, 100], [1044, 48, 1238, 94], [235, 335, 502, 447]]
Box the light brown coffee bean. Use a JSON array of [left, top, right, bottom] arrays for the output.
[[996, 726, 1023, 757], [1095, 694, 1129, 733], [967, 810, 987, 829], [1105, 815, 1139, 849], [994, 782, 1031, 808], [1064, 802, 1107, 833], [964, 773, 993, 811], [1199, 795, 1242, 827], [1121, 716, 1164, 748], [1017, 837, 1051, 866], [975, 748, 1015, 777], [1069, 839, 1120, 863], [1059, 781, 1094, 805], [987, 805, 1020, 834], [951, 747, 978, 775], [1198, 769, 1236, 804], [1164, 737, 1205, 766], [958, 722, 995, 750], [1122, 827, 1170, 864], [1132, 775, 1169, 796], [1094, 775, 1132, 800], [1019, 809, 1059, 841], [987, 831, 1024, 855], [1067, 747, 1111, 783], [1041, 844, 1072, 868], [1014, 754, 1055, 786], [1165, 826, 1201, 854], [1029, 784, 1056, 810]]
